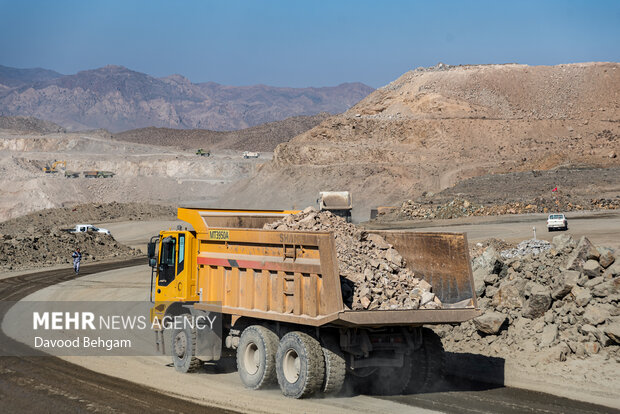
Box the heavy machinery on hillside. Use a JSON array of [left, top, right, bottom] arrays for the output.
[[147, 208, 479, 398], [83, 170, 115, 178], [42, 160, 66, 173], [318, 191, 352, 222], [196, 148, 211, 157]]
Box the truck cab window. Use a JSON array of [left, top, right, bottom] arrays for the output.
[[158, 236, 176, 286]]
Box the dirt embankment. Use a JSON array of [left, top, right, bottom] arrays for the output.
[[220, 63, 620, 219], [373, 167, 620, 221], [0, 202, 175, 271], [113, 113, 331, 152]]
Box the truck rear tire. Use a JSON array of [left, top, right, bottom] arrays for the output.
[[237, 325, 279, 390], [321, 336, 346, 394], [276, 331, 325, 398], [171, 317, 202, 373], [406, 328, 445, 393]]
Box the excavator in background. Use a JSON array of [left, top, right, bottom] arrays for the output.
[[42, 160, 66, 173], [196, 148, 211, 157]]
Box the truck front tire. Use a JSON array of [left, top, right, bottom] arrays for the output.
[[276, 331, 325, 398], [171, 317, 202, 373], [237, 325, 279, 389]]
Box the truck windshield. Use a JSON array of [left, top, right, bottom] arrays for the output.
[[549, 215, 564, 219]]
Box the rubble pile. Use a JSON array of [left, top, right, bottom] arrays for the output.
[[377, 196, 620, 221], [435, 235, 620, 365], [0, 230, 140, 271], [264, 208, 442, 311], [500, 239, 552, 259], [0, 202, 163, 272]]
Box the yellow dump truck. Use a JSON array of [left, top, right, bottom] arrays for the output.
[[147, 208, 479, 398]]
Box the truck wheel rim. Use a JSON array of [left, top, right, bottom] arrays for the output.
[[174, 332, 187, 358], [244, 342, 260, 375], [283, 349, 300, 383]]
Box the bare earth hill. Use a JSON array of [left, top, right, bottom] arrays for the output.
[[112, 113, 330, 152], [0, 65, 373, 132], [222, 63, 620, 218]]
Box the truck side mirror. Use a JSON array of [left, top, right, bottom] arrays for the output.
[[149, 258, 157, 267], [147, 242, 156, 259]]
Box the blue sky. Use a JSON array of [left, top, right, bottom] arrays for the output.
[[0, 0, 618, 87]]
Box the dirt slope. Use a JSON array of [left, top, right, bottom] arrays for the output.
[[221, 63, 620, 219], [113, 113, 330, 152]]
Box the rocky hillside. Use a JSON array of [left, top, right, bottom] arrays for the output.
[[0, 65, 373, 132], [222, 63, 620, 218], [113, 113, 330, 152], [0, 116, 66, 134]]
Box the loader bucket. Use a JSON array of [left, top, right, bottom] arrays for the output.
[[368, 231, 477, 307]]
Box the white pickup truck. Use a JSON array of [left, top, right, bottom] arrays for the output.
[[547, 214, 568, 231], [66, 224, 111, 235], [242, 151, 260, 159]]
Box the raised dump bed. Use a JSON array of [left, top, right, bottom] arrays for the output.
[[148, 207, 480, 398]]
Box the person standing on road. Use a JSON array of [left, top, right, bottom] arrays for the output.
[[72, 248, 82, 275]]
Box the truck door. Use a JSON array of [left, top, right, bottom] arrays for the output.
[[156, 232, 194, 301], [158, 235, 177, 286]]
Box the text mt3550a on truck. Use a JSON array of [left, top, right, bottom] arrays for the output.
[[147, 208, 480, 398]]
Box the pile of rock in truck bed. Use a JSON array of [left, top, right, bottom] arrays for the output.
[[264, 208, 442, 311], [434, 234, 620, 364]]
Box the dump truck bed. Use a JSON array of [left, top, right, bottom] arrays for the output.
[[179, 208, 480, 328]]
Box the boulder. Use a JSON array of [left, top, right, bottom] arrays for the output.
[[603, 321, 620, 344], [582, 260, 602, 278], [384, 248, 403, 266], [492, 278, 526, 309], [592, 277, 620, 297], [473, 247, 503, 274], [565, 236, 600, 271], [523, 283, 551, 319], [472, 268, 487, 297], [539, 324, 558, 347], [603, 262, 620, 278], [551, 270, 581, 299], [367, 233, 391, 250], [473, 311, 507, 334], [484, 272, 499, 285], [584, 276, 605, 288], [571, 286, 592, 307], [552, 234, 575, 251], [597, 248, 615, 269], [582, 304, 610, 326]]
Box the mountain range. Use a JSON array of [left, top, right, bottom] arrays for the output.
[[0, 64, 373, 132]]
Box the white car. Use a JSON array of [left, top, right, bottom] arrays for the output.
[[71, 224, 111, 235], [547, 214, 568, 231]]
